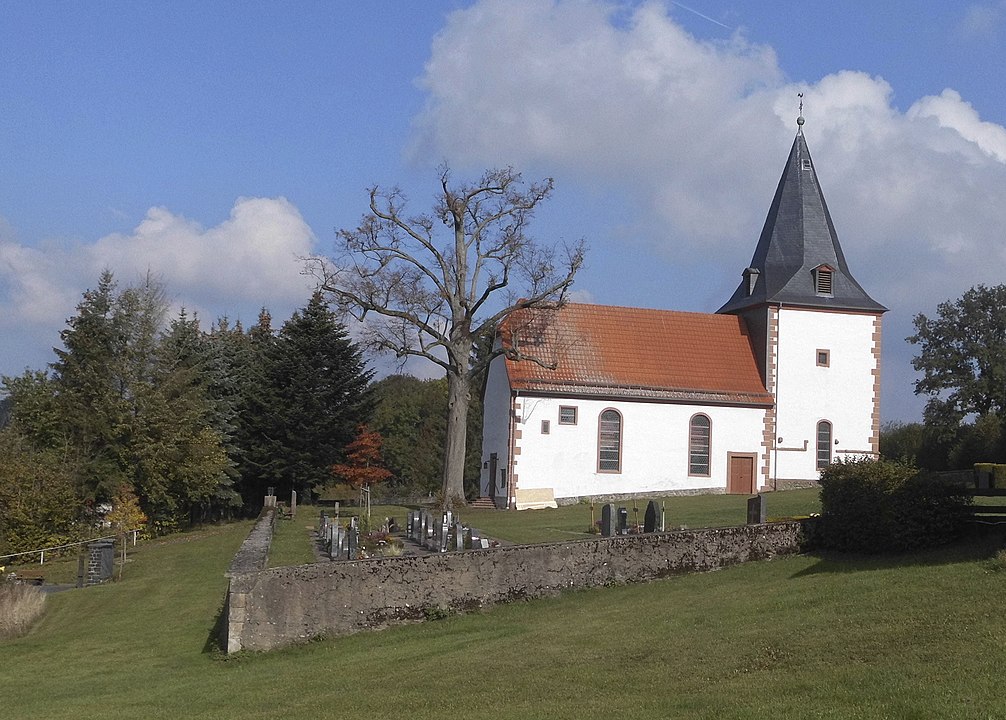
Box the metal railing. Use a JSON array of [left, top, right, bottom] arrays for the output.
[[0, 530, 141, 566]]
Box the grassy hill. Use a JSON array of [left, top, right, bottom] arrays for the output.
[[5, 504, 1006, 719]]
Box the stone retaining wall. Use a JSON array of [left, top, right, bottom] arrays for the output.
[[223, 521, 805, 653]]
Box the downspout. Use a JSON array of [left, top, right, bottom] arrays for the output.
[[772, 302, 782, 492], [506, 390, 518, 510]]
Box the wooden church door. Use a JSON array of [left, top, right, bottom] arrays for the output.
[[727, 454, 756, 494]]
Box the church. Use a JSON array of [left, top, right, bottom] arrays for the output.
[[479, 120, 887, 510]]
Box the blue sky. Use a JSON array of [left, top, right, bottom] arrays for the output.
[[3, 1, 1006, 423]]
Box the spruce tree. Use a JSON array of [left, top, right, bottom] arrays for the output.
[[268, 293, 374, 500]]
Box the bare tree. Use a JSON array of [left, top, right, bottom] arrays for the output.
[[308, 166, 585, 506]]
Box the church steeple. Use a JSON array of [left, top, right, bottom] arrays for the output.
[[718, 125, 886, 314]]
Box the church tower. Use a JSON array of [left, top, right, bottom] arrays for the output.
[[719, 117, 886, 489]]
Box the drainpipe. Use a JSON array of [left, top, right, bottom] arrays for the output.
[[772, 303, 782, 492], [507, 390, 519, 510]]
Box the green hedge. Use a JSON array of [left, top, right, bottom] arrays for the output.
[[818, 458, 972, 553]]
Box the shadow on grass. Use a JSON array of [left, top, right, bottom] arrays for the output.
[[202, 595, 228, 655], [793, 526, 1006, 578]]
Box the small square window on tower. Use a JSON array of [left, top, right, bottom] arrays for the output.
[[817, 349, 830, 367]]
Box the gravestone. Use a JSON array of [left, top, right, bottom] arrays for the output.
[[290, 490, 297, 518], [469, 527, 481, 549], [439, 514, 449, 552], [600, 504, 615, 537], [330, 527, 343, 560], [388, 517, 398, 533], [644, 500, 662, 533], [347, 527, 358, 560], [454, 522, 464, 551], [616, 507, 628, 535], [747, 494, 766, 524], [407, 512, 415, 540]]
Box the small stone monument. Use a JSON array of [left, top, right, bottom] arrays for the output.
[[600, 504, 615, 537], [747, 494, 766, 524], [347, 522, 360, 560], [439, 514, 449, 552], [644, 500, 662, 533], [290, 489, 297, 518], [454, 522, 464, 551], [616, 507, 628, 535]]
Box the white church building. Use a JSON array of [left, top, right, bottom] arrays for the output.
[[479, 124, 886, 509]]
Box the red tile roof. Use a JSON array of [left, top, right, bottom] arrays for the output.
[[501, 303, 772, 406]]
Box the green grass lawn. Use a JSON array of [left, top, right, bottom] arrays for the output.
[[464, 488, 821, 544], [5, 503, 1006, 719], [265, 490, 821, 563]]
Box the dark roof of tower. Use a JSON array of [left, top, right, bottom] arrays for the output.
[[718, 130, 886, 314]]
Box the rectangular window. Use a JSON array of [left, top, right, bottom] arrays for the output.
[[541, 419, 550, 435], [558, 406, 578, 425], [817, 349, 830, 367]]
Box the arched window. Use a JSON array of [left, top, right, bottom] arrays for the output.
[[816, 420, 833, 469], [598, 409, 622, 473], [689, 414, 711, 476]]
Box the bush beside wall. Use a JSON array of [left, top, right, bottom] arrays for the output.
[[818, 458, 972, 553]]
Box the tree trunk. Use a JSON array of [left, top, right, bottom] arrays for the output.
[[441, 369, 471, 508]]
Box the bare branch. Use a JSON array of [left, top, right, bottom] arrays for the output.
[[305, 165, 585, 501]]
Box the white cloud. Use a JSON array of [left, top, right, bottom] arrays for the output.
[[0, 198, 318, 375], [411, 0, 1006, 421], [956, 2, 1005, 40]]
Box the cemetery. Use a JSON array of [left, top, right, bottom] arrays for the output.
[[222, 492, 802, 653]]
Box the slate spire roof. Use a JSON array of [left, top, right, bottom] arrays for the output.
[[718, 126, 886, 314]]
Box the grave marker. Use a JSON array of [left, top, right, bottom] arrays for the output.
[[747, 494, 766, 525], [644, 500, 662, 533], [600, 504, 615, 537]]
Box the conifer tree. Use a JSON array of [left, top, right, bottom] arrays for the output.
[[268, 292, 374, 500]]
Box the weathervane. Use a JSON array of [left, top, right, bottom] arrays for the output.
[[797, 92, 805, 131]]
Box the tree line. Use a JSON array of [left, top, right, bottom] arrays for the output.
[[883, 283, 1006, 469], [0, 272, 372, 554], [2, 165, 584, 555]]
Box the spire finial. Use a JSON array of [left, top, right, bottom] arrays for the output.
[[796, 92, 805, 132]]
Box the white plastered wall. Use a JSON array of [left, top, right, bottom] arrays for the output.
[[771, 307, 880, 483], [512, 396, 766, 500]]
